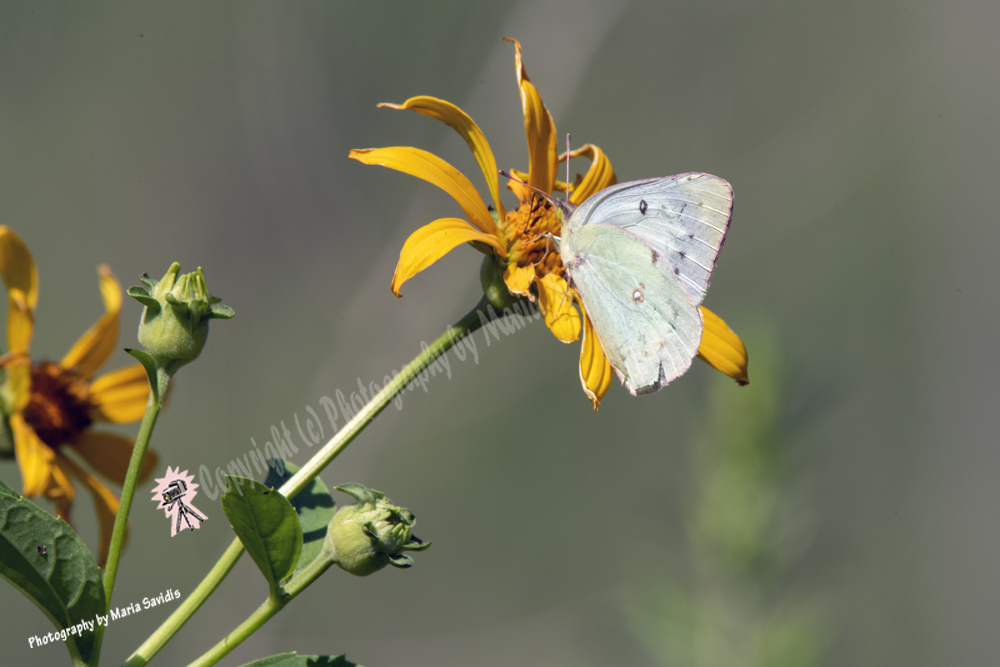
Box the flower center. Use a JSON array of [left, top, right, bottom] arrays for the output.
[[503, 195, 566, 278], [23, 362, 93, 448]]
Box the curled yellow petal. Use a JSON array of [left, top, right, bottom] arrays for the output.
[[697, 306, 749, 385], [537, 273, 580, 343], [379, 97, 506, 221], [56, 453, 120, 567], [11, 414, 54, 497], [6, 287, 34, 355], [72, 431, 158, 486], [578, 299, 613, 410], [504, 167, 535, 204], [350, 147, 498, 236], [392, 218, 506, 297], [562, 144, 618, 204], [505, 38, 557, 195], [0, 226, 39, 310], [89, 364, 151, 423], [503, 263, 536, 300], [60, 265, 122, 379]]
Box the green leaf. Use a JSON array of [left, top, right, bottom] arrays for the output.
[[0, 477, 18, 496], [237, 653, 358, 667], [125, 347, 159, 404], [0, 492, 106, 663], [263, 460, 336, 576], [221, 476, 303, 591]]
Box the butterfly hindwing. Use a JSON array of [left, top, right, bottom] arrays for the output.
[[564, 173, 732, 305], [561, 223, 703, 395]]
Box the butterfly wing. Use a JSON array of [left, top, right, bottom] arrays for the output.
[[564, 173, 732, 305], [561, 223, 703, 395]]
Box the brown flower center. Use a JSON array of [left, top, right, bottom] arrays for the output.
[[503, 195, 566, 279], [23, 362, 93, 448]]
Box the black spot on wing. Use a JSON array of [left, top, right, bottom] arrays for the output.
[[639, 199, 648, 215]]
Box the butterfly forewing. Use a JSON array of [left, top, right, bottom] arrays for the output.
[[562, 223, 703, 395], [565, 173, 732, 305]]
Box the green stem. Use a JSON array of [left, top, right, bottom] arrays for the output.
[[124, 296, 502, 667], [184, 596, 281, 667], [184, 544, 335, 667], [91, 367, 170, 665]]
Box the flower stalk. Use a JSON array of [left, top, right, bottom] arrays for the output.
[[125, 295, 510, 667], [89, 366, 169, 666]]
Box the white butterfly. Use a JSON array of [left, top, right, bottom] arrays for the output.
[[559, 173, 733, 394]]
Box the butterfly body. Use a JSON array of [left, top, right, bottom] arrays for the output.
[[559, 173, 733, 395]]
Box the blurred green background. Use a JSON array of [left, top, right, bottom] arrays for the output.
[[2, 1, 998, 665]]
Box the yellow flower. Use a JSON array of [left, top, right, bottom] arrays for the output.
[[0, 226, 156, 566], [350, 39, 748, 408]]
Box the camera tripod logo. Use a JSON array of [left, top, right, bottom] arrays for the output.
[[151, 467, 207, 536]]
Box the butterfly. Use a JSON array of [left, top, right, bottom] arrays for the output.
[[558, 173, 733, 395]]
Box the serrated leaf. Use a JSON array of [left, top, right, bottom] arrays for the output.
[[237, 652, 358, 667], [264, 460, 336, 576], [0, 492, 106, 663], [221, 476, 303, 591]]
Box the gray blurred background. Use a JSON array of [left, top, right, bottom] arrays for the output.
[[1, 1, 998, 665]]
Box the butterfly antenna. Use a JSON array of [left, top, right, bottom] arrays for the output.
[[498, 169, 573, 218]]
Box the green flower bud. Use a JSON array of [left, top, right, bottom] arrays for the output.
[[127, 263, 234, 372], [326, 483, 429, 577]]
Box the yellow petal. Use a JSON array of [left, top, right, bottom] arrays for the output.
[[349, 147, 499, 237], [11, 414, 54, 497], [577, 299, 613, 410], [697, 306, 749, 385], [56, 453, 120, 567], [45, 462, 76, 522], [553, 173, 583, 197], [2, 357, 32, 411], [89, 364, 151, 423], [392, 218, 506, 297], [505, 38, 557, 195], [537, 273, 580, 343], [0, 226, 39, 310], [505, 170, 535, 204], [60, 265, 122, 380], [72, 431, 158, 486], [6, 287, 33, 355], [562, 144, 618, 204], [503, 264, 536, 300], [379, 97, 506, 221]]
